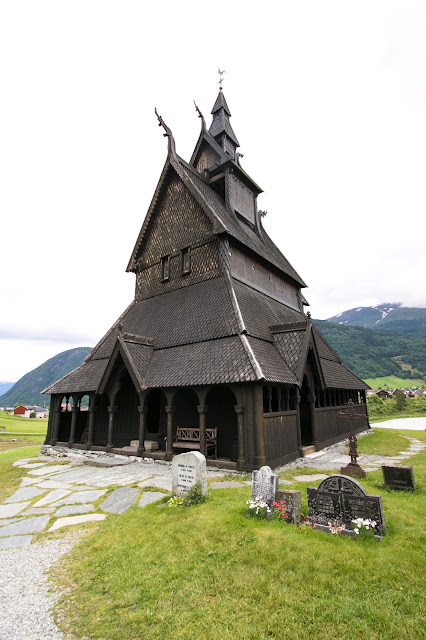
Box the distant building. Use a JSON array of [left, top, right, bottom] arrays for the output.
[[14, 405, 48, 418]]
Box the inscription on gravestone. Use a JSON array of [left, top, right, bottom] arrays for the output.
[[382, 465, 415, 491], [307, 475, 385, 537], [251, 466, 279, 505], [172, 451, 207, 497]]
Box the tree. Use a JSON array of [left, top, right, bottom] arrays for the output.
[[394, 390, 407, 411]]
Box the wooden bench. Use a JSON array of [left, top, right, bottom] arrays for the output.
[[172, 427, 217, 459]]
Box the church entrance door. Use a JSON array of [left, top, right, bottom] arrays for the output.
[[299, 376, 313, 445]]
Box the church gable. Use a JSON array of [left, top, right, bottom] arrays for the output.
[[133, 168, 215, 270]]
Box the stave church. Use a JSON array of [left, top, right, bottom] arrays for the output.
[[43, 86, 369, 470]]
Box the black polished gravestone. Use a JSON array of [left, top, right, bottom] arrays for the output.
[[382, 465, 416, 491], [307, 475, 385, 537]]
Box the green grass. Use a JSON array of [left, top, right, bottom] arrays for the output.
[[50, 431, 426, 640], [0, 445, 42, 500], [0, 411, 48, 434], [364, 376, 425, 390], [355, 428, 412, 456]]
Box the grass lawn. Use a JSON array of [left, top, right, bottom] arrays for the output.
[[49, 430, 426, 640], [364, 376, 425, 390], [0, 412, 47, 449], [0, 445, 42, 500]]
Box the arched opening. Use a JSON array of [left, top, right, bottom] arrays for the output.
[[299, 376, 313, 445], [145, 389, 167, 450], [173, 389, 199, 437], [93, 393, 109, 446], [114, 370, 139, 447], [271, 386, 279, 412], [58, 394, 72, 442], [206, 386, 238, 461]]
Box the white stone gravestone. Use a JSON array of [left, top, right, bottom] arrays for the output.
[[251, 465, 279, 505], [172, 451, 208, 497]]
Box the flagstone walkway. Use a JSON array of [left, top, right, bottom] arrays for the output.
[[1, 430, 425, 549]]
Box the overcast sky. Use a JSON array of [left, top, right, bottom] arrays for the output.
[[1, 1, 425, 382]]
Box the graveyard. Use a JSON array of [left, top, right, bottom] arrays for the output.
[[1, 426, 424, 639]]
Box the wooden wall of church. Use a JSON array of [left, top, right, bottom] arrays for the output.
[[263, 411, 299, 467]]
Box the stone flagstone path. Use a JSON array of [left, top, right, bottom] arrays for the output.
[[1, 430, 425, 549]]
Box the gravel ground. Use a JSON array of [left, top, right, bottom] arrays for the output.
[[0, 532, 82, 640]]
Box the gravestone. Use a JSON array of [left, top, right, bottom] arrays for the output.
[[251, 466, 279, 506], [307, 474, 385, 537], [274, 489, 302, 523], [382, 465, 415, 491], [172, 451, 207, 497]]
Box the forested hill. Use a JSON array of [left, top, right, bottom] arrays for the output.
[[314, 320, 426, 381], [326, 303, 426, 338], [0, 347, 92, 407]]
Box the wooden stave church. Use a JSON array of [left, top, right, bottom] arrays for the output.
[[43, 89, 369, 471]]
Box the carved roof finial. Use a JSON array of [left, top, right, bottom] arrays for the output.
[[154, 107, 176, 156], [218, 68, 226, 90], [193, 100, 206, 131]]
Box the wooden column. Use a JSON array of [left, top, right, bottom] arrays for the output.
[[165, 405, 175, 460], [234, 405, 246, 469], [107, 406, 117, 451], [137, 405, 146, 457], [68, 407, 79, 447], [308, 394, 318, 445], [254, 385, 266, 467], [295, 387, 302, 449], [50, 407, 62, 445], [197, 405, 207, 457], [86, 406, 96, 450]]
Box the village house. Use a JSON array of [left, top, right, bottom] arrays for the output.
[[43, 88, 369, 470], [14, 405, 48, 418]]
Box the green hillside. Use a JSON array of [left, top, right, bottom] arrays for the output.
[[0, 347, 92, 407], [313, 320, 426, 381]]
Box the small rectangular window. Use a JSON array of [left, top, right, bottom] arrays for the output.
[[161, 255, 170, 281], [182, 248, 191, 274]]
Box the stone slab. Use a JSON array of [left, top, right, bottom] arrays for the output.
[[210, 481, 246, 489], [139, 476, 173, 492], [18, 463, 47, 469], [85, 457, 133, 467], [19, 478, 41, 487], [22, 507, 56, 515], [0, 517, 25, 527], [275, 489, 302, 524], [55, 504, 95, 517], [0, 535, 33, 549], [48, 467, 105, 483], [279, 480, 292, 486], [293, 474, 329, 483], [0, 502, 31, 518], [32, 489, 72, 507], [12, 458, 43, 466], [5, 487, 46, 503], [139, 492, 169, 507], [28, 464, 74, 476], [251, 466, 279, 505], [56, 490, 107, 505], [382, 465, 416, 491], [35, 480, 75, 490], [0, 515, 50, 537], [100, 487, 140, 514], [48, 513, 106, 531]]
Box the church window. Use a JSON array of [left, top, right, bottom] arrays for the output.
[[182, 247, 191, 274], [161, 255, 170, 281]]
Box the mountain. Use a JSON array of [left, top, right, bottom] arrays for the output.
[[314, 320, 426, 381], [0, 382, 14, 396], [326, 303, 426, 338], [0, 347, 92, 407]]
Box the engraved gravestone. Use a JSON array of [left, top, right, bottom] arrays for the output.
[[307, 475, 385, 537], [382, 465, 415, 491], [274, 489, 302, 523], [172, 451, 207, 497], [251, 466, 279, 506]]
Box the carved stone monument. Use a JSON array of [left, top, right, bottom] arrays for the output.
[[172, 451, 207, 497], [382, 465, 415, 491], [274, 489, 302, 523], [307, 474, 385, 537], [251, 466, 279, 506]]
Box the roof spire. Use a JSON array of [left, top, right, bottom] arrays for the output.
[[209, 74, 239, 154], [218, 68, 226, 90]]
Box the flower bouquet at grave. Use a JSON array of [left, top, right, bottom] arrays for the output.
[[246, 496, 271, 519], [271, 500, 289, 522], [351, 518, 378, 539]]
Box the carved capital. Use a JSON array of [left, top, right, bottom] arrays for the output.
[[138, 405, 146, 414], [197, 405, 208, 414], [234, 405, 244, 415], [107, 406, 118, 414], [165, 405, 175, 414]]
